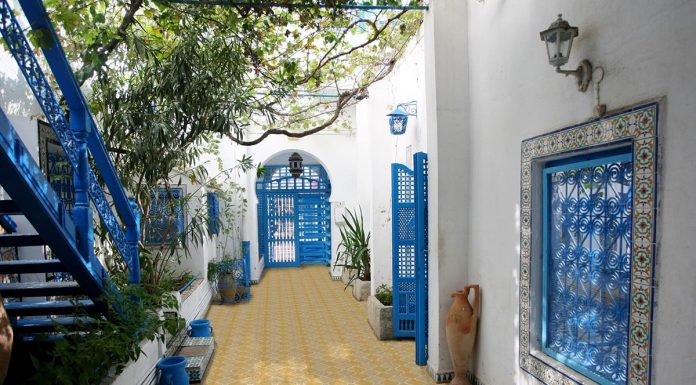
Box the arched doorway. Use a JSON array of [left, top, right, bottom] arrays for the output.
[[256, 163, 331, 267]]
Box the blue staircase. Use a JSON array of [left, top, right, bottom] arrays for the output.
[[0, 0, 140, 340]]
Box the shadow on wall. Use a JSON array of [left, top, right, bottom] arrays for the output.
[[0, 71, 40, 118]]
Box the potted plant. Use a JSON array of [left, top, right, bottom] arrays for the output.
[[207, 256, 238, 304], [368, 284, 393, 340], [332, 207, 371, 301]]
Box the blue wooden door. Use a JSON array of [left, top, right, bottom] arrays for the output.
[[297, 193, 331, 265], [257, 165, 331, 268], [392, 163, 416, 337], [265, 192, 299, 267]]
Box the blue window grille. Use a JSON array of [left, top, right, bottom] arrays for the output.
[[256, 165, 331, 267], [542, 149, 633, 385], [207, 192, 220, 235], [145, 188, 184, 245]]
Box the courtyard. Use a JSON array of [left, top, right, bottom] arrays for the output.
[[203, 266, 431, 385], [0, 1, 695, 385]]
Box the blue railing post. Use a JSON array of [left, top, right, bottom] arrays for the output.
[[70, 109, 96, 269], [127, 198, 141, 284]]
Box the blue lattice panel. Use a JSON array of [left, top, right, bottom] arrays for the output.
[[392, 163, 416, 338]]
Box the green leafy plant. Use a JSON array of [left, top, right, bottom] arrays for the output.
[[333, 207, 371, 287], [375, 284, 393, 306], [28, 282, 182, 385]]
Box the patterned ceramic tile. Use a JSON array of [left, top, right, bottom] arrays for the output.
[[519, 103, 659, 385], [201, 265, 434, 385]]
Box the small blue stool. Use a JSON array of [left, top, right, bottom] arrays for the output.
[[157, 356, 189, 385]]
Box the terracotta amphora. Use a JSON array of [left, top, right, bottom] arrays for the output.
[[445, 284, 480, 385]]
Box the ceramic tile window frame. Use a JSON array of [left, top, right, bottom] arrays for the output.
[[519, 102, 659, 385]]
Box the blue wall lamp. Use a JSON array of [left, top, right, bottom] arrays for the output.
[[387, 101, 418, 135]]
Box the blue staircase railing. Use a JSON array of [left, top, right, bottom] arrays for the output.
[[0, 0, 140, 284]]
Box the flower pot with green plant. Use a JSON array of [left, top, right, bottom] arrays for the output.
[[332, 207, 371, 301], [208, 256, 238, 303], [368, 284, 394, 340]]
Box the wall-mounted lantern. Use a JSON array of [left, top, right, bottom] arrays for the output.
[[288, 152, 303, 178], [387, 101, 418, 135], [540, 14, 592, 92]]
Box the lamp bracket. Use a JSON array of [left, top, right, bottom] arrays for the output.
[[556, 59, 593, 92], [396, 100, 418, 116]]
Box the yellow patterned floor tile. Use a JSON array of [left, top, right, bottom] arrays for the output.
[[201, 265, 433, 384]]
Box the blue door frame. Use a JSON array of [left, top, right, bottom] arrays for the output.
[[414, 152, 429, 366], [392, 152, 429, 365], [257, 165, 331, 268]]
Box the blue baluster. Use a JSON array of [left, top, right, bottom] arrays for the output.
[[127, 198, 141, 284], [70, 110, 96, 270]]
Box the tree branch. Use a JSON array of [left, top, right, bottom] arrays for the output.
[[78, 0, 144, 85]]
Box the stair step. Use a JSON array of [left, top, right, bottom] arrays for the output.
[[0, 259, 65, 274], [4, 299, 96, 317], [0, 281, 82, 297], [0, 200, 20, 215], [11, 316, 97, 333], [0, 234, 45, 247]]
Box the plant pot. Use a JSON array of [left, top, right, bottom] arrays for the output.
[[341, 268, 355, 286], [157, 356, 189, 385], [188, 319, 212, 337], [217, 275, 238, 304], [367, 296, 393, 340], [352, 278, 370, 301]]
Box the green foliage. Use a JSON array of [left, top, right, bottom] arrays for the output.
[[43, 0, 423, 145], [375, 284, 393, 306], [333, 207, 371, 287], [28, 282, 182, 385]]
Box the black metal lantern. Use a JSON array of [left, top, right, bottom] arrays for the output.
[[288, 152, 303, 178], [540, 14, 592, 92]]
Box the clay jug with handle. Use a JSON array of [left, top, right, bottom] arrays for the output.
[[445, 284, 480, 385]]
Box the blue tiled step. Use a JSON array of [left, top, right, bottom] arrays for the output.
[[4, 299, 95, 317], [11, 316, 97, 333], [0, 234, 44, 247], [0, 259, 65, 274], [0, 200, 20, 215], [0, 281, 82, 297]]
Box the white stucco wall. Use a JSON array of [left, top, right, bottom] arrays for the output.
[[354, 32, 428, 293], [442, 1, 696, 384]]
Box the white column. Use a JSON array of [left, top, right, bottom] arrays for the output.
[[424, 0, 471, 376]]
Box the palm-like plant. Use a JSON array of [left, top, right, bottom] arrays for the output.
[[333, 207, 371, 287]]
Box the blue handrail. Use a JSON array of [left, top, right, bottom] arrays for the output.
[[0, 0, 140, 283]]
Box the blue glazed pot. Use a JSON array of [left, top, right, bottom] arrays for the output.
[[188, 319, 212, 337], [157, 356, 189, 385]]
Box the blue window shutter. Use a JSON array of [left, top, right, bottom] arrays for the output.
[[207, 192, 220, 235]]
